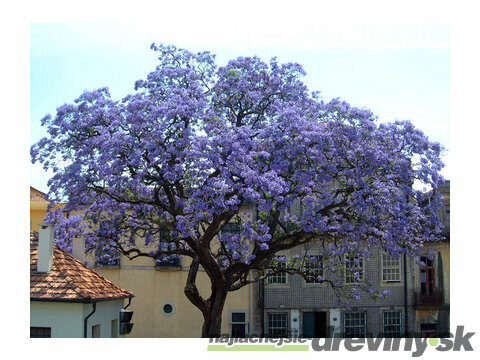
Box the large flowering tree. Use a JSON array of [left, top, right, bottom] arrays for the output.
[[31, 44, 445, 337]]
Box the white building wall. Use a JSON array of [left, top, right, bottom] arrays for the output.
[[83, 299, 127, 338], [329, 308, 341, 337], [30, 301, 84, 337], [290, 309, 300, 337], [31, 299, 128, 338]]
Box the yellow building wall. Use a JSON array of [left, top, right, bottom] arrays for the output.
[[416, 309, 439, 324], [413, 240, 450, 336], [97, 267, 251, 337], [30, 200, 62, 232], [30, 208, 47, 232]]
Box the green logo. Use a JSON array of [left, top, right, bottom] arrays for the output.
[[208, 344, 309, 351], [428, 338, 439, 347]]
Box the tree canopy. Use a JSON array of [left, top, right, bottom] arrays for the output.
[[31, 44, 445, 337]]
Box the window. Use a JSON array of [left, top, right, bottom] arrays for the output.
[[289, 198, 303, 217], [111, 319, 118, 338], [439, 198, 450, 229], [281, 198, 302, 232], [420, 323, 437, 338], [420, 256, 434, 267], [420, 256, 435, 296], [304, 255, 323, 283], [161, 302, 176, 316], [345, 254, 364, 284], [156, 230, 181, 268], [267, 256, 287, 284], [230, 311, 248, 338], [155, 255, 181, 268], [92, 324, 101, 338], [222, 222, 241, 234], [383, 311, 402, 337], [218, 222, 241, 260], [344, 312, 366, 338], [382, 254, 401, 283], [30, 327, 51, 338], [268, 313, 288, 337], [96, 245, 120, 266]]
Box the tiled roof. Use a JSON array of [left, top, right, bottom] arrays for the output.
[[30, 187, 48, 202], [30, 232, 133, 302]]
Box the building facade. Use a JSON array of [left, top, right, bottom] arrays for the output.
[[261, 181, 450, 338], [262, 249, 414, 337], [411, 180, 450, 337]]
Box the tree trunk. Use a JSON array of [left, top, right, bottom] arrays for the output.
[[184, 258, 230, 338], [201, 283, 229, 338]]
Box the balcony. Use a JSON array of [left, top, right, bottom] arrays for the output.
[[96, 257, 120, 268], [155, 257, 182, 269], [414, 290, 444, 308]]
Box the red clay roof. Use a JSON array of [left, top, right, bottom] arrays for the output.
[[30, 232, 133, 302], [30, 187, 48, 202]]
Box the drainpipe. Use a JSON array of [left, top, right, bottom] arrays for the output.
[[248, 274, 252, 336], [260, 279, 265, 337], [403, 254, 408, 337], [123, 297, 132, 310], [84, 302, 97, 338], [403, 191, 410, 338]]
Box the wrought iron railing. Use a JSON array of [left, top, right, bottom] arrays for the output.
[[414, 290, 444, 306], [155, 257, 182, 268]]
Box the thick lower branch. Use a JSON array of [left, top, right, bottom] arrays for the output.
[[184, 259, 208, 314]]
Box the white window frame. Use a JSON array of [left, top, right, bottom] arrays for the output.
[[381, 253, 402, 283], [267, 254, 288, 285], [279, 198, 302, 232], [344, 254, 364, 284], [267, 312, 289, 337], [229, 310, 248, 337], [303, 254, 324, 285], [344, 311, 366, 338], [383, 310, 402, 337]]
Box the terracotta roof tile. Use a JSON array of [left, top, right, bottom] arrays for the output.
[[30, 232, 133, 302]]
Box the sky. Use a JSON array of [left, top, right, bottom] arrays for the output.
[[30, 23, 450, 192]]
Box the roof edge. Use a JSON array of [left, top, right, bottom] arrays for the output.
[[30, 294, 134, 304]]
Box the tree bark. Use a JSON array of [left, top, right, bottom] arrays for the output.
[[201, 282, 229, 338], [184, 258, 229, 338]]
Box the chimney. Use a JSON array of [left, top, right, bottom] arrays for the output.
[[37, 224, 55, 273], [72, 235, 85, 264]]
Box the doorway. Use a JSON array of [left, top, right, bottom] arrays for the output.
[[420, 323, 437, 338], [302, 311, 327, 338]]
